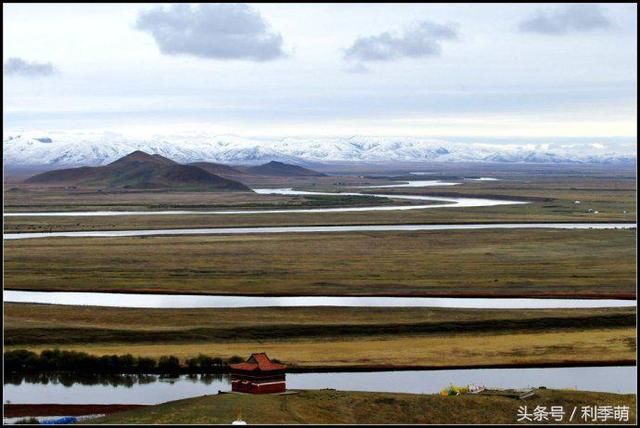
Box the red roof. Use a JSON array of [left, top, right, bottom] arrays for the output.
[[230, 353, 287, 372]]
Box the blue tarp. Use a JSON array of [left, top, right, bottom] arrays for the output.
[[40, 416, 78, 425]]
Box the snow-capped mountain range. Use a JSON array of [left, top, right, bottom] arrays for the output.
[[3, 131, 636, 168]]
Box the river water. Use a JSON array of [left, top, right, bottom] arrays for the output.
[[3, 184, 526, 217], [4, 222, 635, 240], [3, 366, 635, 405], [3, 181, 635, 408], [356, 180, 461, 188], [4, 290, 635, 309]]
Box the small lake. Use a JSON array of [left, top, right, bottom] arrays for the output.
[[4, 290, 635, 309], [356, 180, 461, 188], [3, 366, 636, 405]]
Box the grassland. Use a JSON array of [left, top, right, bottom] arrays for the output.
[[6, 304, 634, 334], [91, 389, 637, 424], [5, 229, 635, 297], [3, 165, 636, 378], [3, 186, 403, 213], [5, 304, 635, 369], [3, 167, 636, 232], [8, 328, 636, 370]]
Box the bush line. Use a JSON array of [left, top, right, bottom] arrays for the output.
[[3, 349, 261, 375]]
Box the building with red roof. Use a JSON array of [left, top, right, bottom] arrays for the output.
[[229, 353, 287, 394]]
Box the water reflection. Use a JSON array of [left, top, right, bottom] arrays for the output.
[[3, 367, 635, 405], [3, 373, 183, 388]]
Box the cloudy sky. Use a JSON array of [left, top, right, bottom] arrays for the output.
[[2, 3, 637, 141]]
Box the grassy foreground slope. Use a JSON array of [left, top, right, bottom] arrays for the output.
[[5, 229, 635, 297], [92, 389, 636, 424]]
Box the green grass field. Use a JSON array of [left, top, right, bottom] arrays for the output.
[[91, 389, 637, 424]]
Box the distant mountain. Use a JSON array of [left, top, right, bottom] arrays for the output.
[[246, 161, 326, 177], [3, 132, 636, 168], [25, 151, 252, 191], [188, 161, 247, 176]]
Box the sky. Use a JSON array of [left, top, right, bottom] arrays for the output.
[[2, 3, 637, 142]]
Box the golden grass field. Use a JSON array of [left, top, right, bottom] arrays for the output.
[[5, 304, 634, 331], [6, 303, 635, 368], [9, 327, 635, 369]]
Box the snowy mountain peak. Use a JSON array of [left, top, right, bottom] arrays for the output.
[[3, 131, 636, 168]]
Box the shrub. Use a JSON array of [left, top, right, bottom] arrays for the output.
[[158, 355, 181, 373], [227, 355, 244, 364], [4, 349, 39, 372], [136, 356, 156, 372], [4, 349, 233, 375]]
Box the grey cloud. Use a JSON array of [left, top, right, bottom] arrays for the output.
[[519, 4, 612, 35], [344, 20, 458, 63], [3, 57, 56, 77], [135, 3, 285, 61]]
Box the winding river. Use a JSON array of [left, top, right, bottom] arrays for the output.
[[7, 184, 632, 240], [3, 180, 636, 412], [3, 290, 635, 309], [3, 222, 635, 240], [3, 184, 526, 217]]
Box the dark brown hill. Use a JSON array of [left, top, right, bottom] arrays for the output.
[[25, 151, 252, 191], [246, 161, 326, 177], [188, 162, 247, 176]]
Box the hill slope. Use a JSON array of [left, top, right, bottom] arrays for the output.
[[92, 389, 636, 424], [246, 161, 326, 177], [25, 151, 252, 191], [188, 162, 247, 176]]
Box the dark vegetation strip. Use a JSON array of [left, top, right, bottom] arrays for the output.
[[5, 314, 635, 346], [5, 349, 635, 378], [286, 359, 638, 373], [4, 349, 253, 375], [3, 195, 394, 211], [3, 372, 222, 388]]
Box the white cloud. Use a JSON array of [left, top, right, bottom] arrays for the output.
[[519, 4, 612, 35], [3, 57, 56, 77], [344, 20, 458, 62], [2, 3, 636, 140], [135, 3, 286, 61]]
